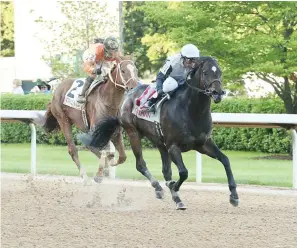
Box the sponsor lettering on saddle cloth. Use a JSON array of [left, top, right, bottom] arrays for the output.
[[63, 78, 102, 110]]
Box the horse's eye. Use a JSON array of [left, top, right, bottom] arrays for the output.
[[121, 70, 125, 73]]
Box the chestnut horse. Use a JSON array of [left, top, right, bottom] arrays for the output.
[[43, 56, 139, 183]]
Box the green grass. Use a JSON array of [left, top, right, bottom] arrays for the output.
[[1, 144, 293, 187]]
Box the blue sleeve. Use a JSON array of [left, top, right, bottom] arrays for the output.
[[156, 65, 172, 91]]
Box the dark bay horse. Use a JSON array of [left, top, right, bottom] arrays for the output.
[[43, 56, 139, 183], [80, 57, 239, 209]]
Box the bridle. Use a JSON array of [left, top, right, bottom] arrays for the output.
[[108, 60, 138, 91], [185, 60, 224, 97]]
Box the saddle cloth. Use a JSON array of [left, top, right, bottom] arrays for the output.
[[132, 83, 161, 123], [63, 78, 102, 110], [135, 83, 157, 110]]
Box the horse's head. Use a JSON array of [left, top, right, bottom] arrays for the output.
[[188, 57, 225, 103], [108, 56, 139, 91]]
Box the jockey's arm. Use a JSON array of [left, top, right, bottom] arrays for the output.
[[82, 44, 104, 79], [155, 72, 166, 93], [156, 60, 173, 93], [83, 60, 97, 79]]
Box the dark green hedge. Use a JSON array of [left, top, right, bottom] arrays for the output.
[[210, 97, 290, 153], [1, 94, 290, 153], [0, 94, 72, 145]]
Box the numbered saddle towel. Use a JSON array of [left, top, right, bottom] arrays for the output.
[[63, 78, 101, 110]]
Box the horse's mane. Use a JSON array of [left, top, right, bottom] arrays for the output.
[[187, 56, 219, 82], [192, 56, 219, 74], [197, 56, 218, 65]]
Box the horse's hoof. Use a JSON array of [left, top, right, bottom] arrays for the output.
[[155, 190, 164, 199], [176, 202, 186, 210], [103, 170, 109, 177], [83, 178, 92, 186], [230, 196, 239, 207], [117, 157, 126, 165], [93, 176, 103, 184]]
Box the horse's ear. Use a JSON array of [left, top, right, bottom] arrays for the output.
[[124, 53, 134, 61], [130, 54, 136, 62], [120, 54, 134, 62], [195, 57, 204, 67]]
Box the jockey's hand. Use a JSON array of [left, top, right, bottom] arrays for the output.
[[92, 68, 102, 75], [157, 88, 164, 96]]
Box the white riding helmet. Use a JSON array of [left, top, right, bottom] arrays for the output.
[[181, 44, 200, 58]]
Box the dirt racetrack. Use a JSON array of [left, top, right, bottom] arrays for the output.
[[1, 173, 297, 248]]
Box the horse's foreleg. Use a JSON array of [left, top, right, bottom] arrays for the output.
[[196, 138, 239, 207], [127, 128, 164, 199], [167, 144, 188, 210]]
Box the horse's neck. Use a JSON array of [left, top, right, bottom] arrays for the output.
[[183, 88, 211, 117], [99, 79, 124, 108]]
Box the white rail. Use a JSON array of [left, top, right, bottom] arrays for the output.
[[1, 110, 296, 188], [195, 113, 297, 189], [0, 110, 44, 175]]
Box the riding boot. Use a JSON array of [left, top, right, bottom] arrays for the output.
[[148, 92, 163, 113], [147, 97, 157, 107], [77, 77, 94, 103]]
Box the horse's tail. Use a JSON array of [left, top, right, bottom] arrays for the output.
[[78, 117, 120, 150], [43, 103, 60, 133]]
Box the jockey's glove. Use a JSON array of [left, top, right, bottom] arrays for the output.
[[92, 68, 102, 75], [157, 88, 164, 96]]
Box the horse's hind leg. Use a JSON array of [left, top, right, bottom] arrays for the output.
[[158, 145, 172, 182], [126, 128, 164, 199], [167, 144, 188, 210], [52, 109, 88, 182], [196, 138, 239, 207]]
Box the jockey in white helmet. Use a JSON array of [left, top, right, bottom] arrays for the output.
[[147, 44, 200, 111]]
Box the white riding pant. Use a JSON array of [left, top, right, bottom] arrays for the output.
[[162, 76, 179, 93]]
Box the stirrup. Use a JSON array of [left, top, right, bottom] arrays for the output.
[[148, 104, 156, 113]]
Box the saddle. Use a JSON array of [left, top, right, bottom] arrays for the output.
[[135, 83, 175, 112]]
